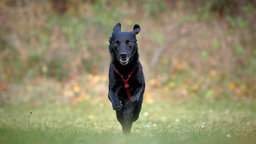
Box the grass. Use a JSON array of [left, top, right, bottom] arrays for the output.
[[0, 99, 255, 144]]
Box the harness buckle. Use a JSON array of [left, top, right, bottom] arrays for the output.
[[124, 80, 129, 88]]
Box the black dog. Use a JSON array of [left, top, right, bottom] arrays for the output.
[[108, 23, 145, 134]]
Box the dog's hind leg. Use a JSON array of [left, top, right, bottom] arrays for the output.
[[131, 98, 143, 122], [116, 109, 133, 134], [122, 121, 132, 134]]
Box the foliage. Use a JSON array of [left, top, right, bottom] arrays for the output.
[[142, 0, 166, 17], [0, 0, 255, 103]]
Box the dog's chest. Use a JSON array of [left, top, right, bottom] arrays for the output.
[[114, 75, 139, 98]]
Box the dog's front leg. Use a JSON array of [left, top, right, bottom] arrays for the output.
[[108, 90, 123, 110], [130, 84, 145, 103]]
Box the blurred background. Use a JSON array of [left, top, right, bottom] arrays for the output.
[[0, 0, 255, 106]]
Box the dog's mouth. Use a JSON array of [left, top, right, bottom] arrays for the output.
[[119, 57, 129, 65]]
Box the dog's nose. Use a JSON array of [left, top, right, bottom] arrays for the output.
[[120, 52, 127, 58]]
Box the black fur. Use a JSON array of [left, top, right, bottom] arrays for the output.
[[108, 23, 145, 134]]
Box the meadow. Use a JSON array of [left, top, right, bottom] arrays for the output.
[[0, 98, 255, 144]]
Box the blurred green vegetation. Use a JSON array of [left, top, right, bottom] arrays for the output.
[[0, 99, 255, 144], [0, 0, 255, 105]]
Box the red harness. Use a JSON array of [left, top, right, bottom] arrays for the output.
[[113, 65, 137, 100]]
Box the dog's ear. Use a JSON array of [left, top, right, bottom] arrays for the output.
[[132, 24, 141, 35], [113, 23, 121, 33]]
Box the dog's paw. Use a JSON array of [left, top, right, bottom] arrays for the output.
[[112, 101, 123, 111], [130, 96, 140, 103]]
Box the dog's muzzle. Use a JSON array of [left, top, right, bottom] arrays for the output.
[[119, 57, 129, 65]]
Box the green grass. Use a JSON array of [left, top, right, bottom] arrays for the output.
[[0, 99, 255, 144]]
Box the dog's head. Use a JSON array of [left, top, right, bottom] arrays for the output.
[[109, 23, 141, 65]]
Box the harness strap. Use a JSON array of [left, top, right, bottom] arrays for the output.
[[113, 65, 137, 100]]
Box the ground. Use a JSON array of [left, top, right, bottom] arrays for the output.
[[0, 99, 255, 144]]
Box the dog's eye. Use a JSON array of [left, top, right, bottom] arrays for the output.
[[127, 41, 132, 47], [113, 42, 119, 48]]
